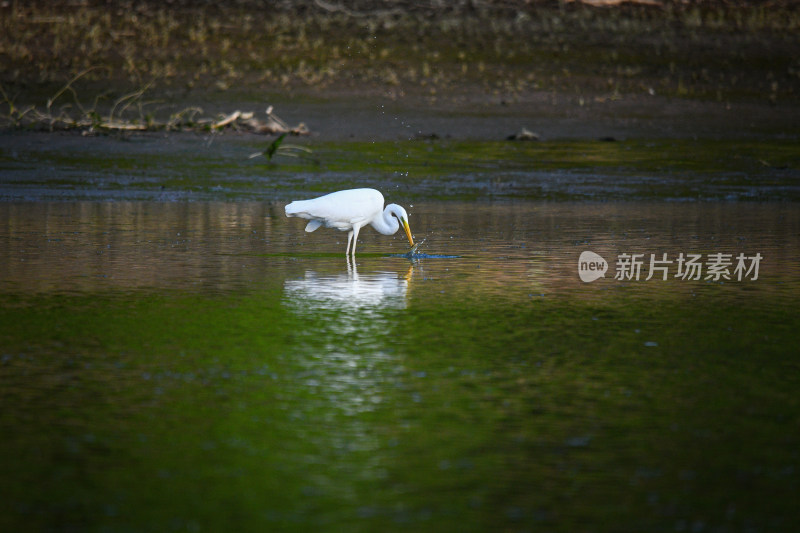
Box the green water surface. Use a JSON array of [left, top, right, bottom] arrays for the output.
[[1, 201, 798, 532]]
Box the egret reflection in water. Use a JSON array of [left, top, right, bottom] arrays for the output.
[[282, 261, 413, 353], [284, 262, 411, 315], [282, 262, 414, 418]]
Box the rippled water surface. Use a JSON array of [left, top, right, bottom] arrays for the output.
[[1, 200, 799, 532]]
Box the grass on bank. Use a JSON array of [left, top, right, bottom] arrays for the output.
[[0, 1, 798, 104]]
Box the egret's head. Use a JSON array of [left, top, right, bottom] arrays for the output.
[[387, 204, 414, 247]]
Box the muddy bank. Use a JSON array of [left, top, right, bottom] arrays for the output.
[[267, 91, 800, 142], [2, 77, 799, 142]]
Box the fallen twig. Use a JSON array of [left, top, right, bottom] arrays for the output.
[[213, 110, 242, 129]]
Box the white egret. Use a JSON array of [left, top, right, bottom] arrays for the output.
[[285, 188, 414, 256]]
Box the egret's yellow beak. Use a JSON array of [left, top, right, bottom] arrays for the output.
[[402, 218, 414, 247]]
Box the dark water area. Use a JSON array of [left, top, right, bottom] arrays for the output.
[[1, 200, 799, 531]]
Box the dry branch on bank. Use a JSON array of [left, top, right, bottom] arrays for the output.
[[0, 100, 309, 135], [0, 75, 310, 136], [206, 107, 309, 135]]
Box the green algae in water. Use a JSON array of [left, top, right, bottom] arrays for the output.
[[0, 286, 798, 532]]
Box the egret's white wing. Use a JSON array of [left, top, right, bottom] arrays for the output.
[[285, 188, 384, 231]]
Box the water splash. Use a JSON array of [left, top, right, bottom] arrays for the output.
[[391, 239, 460, 260]]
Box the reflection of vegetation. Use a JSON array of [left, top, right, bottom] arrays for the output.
[[0, 1, 797, 103]]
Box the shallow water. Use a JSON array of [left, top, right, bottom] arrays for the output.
[[1, 200, 799, 531]]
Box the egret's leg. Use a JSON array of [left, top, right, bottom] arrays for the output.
[[346, 230, 354, 256], [351, 225, 361, 256]]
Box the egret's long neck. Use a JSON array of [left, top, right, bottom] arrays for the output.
[[370, 207, 400, 236]]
